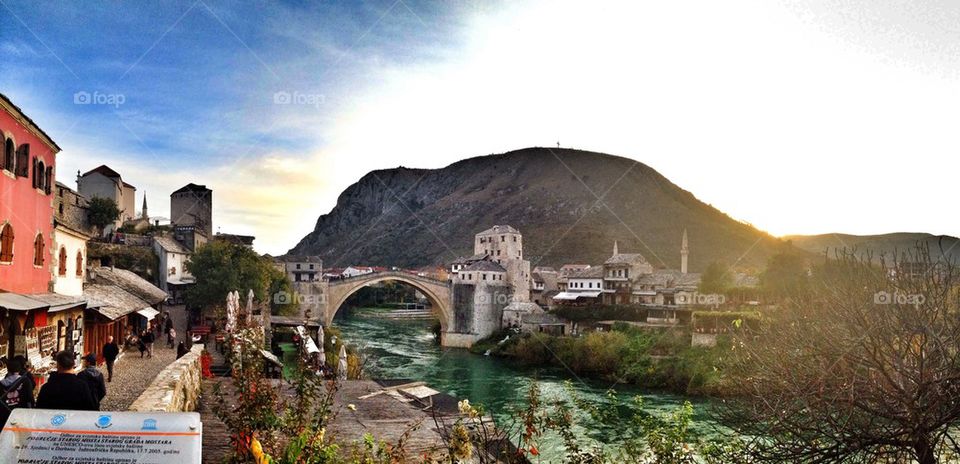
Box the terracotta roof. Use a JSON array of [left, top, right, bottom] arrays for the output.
[[82, 165, 122, 179], [89, 267, 167, 304], [0, 93, 61, 152], [154, 235, 191, 254], [463, 260, 506, 272]]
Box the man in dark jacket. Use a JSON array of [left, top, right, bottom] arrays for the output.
[[36, 351, 98, 411], [0, 357, 35, 428], [142, 330, 155, 358], [76, 354, 107, 408], [102, 336, 119, 382]]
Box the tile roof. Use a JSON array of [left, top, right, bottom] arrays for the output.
[[476, 224, 520, 236], [89, 267, 167, 304], [604, 253, 649, 265], [172, 183, 210, 194], [570, 266, 604, 279], [463, 260, 507, 272], [83, 284, 152, 320], [154, 235, 191, 254], [82, 165, 122, 179]]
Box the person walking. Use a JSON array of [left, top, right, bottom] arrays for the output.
[[167, 327, 177, 349], [137, 331, 147, 358], [142, 329, 155, 358], [36, 351, 98, 411], [102, 336, 119, 382], [76, 354, 107, 409], [11, 355, 35, 406], [0, 357, 35, 428]]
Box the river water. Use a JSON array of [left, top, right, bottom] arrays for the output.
[[334, 307, 720, 459]]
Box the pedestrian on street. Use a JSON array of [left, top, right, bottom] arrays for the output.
[[11, 355, 35, 406], [167, 327, 176, 349], [142, 329, 155, 358], [102, 336, 119, 382], [0, 357, 35, 428], [164, 313, 173, 334], [36, 351, 98, 411], [76, 354, 107, 409], [138, 331, 147, 358]]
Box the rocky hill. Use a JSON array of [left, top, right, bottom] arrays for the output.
[[288, 147, 794, 272], [785, 233, 960, 264]]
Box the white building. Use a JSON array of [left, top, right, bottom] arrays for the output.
[[153, 235, 194, 300], [551, 266, 603, 304], [76, 165, 136, 232], [51, 223, 90, 296], [283, 256, 322, 282]]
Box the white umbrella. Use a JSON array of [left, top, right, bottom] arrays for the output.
[[225, 291, 236, 332], [317, 326, 325, 368], [245, 289, 255, 324], [337, 344, 348, 380]]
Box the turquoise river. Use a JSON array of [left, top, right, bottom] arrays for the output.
[[333, 307, 721, 460]]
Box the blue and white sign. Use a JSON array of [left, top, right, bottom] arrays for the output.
[[0, 409, 202, 463]]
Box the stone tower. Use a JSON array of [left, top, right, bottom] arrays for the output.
[[681, 228, 689, 274], [171, 183, 213, 236], [473, 225, 531, 302]]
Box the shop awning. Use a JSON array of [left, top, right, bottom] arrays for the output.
[[24, 293, 87, 313], [554, 291, 602, 300], [136, 307, 160, 320], [260, 349, 283, 367], [0, 293, 49, 311]]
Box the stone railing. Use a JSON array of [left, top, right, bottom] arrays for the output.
[[128, 345, 204, 412]]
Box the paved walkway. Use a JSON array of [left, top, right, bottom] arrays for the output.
[[100, 305, 189, 411]]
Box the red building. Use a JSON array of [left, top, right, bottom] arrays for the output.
[[0, 94, 60, 293]]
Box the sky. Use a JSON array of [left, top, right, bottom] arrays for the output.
[[1, 0, 957, 255]]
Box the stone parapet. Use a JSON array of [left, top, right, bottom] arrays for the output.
[[128, 345, 204, 412]]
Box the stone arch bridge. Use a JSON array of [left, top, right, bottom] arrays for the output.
[[290, 270, 489, 348]]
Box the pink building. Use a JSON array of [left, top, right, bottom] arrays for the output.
[[0, 94, 61, 294]]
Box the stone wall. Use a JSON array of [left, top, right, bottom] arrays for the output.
[[691, 332, 717, 347], [128, 345, 204, 412]]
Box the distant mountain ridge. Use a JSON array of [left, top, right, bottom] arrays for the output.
[[785, 233, 960, 264], [287, 147, 796, 271]]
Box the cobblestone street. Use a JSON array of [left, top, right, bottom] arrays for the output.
[[100, 305, 189, 411]]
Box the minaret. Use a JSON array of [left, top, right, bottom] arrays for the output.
[[613, 240, 619, 256], [141, 192, 148, 219], [681, 229, 689, 274]]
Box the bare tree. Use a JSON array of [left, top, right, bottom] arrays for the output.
[[721, 245, 960, 464]]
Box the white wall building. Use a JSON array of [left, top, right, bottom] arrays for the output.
[[153, 235, 194, 297], [52, 224, 89, 296], [76, 165, 136, 232], [284, 256, 322, 282]]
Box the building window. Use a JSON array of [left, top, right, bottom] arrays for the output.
[[76, 251, 83, 276], [296, 263, 301, 270], [58, 247, 67, 276], [33, 234, 44, 266], [0, 224, 13, 262], [2, 138, 14, 173], [501, 235, 505, 242], [16, 144, 29, 178]]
